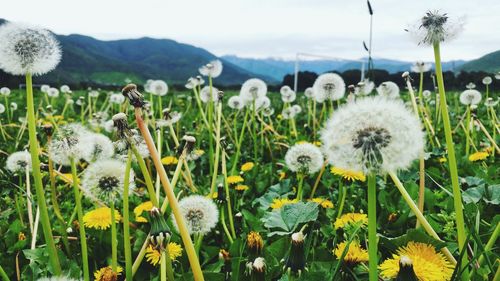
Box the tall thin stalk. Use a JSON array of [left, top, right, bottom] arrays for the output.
[[123, 150, 133, 280], [367, 173, 378, 281], [110, 200, 118, 272], [433, 42, 468, 278], [25, 73, 62, 275]]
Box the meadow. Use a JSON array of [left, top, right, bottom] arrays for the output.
[[0, 11, 499, 281]]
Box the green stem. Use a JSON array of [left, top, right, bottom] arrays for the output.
[[25, 73, 62, 275], [367, 173, 378, 281], [209, 103, 222, 197], [336, 181, 346, 219], [220, 206, 234, 244], [0, 264, 9, 281], [110, 200, 118, 272], [123, 150, 133, 280], [295, 175, 305, 201], [221, 149, 236, 238], [465, 106, 471, 156], [131, 143, 159, 207], [161, 247, 175, 281], [230, 108, 250, 175], [433, 42, 469, 279], [478, 222, 500, 266], [70, 158, 89, 281]]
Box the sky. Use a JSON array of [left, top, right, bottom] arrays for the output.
[[2, 0, 499, 62]]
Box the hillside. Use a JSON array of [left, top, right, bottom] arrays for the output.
[[460, 50, 500, 73]]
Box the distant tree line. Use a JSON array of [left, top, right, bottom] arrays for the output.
[[280, 69, 499, 93]]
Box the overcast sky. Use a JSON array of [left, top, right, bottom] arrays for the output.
[[2, 0, 499, 61]]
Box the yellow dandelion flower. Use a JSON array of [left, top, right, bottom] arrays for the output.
[[83, 207, 121, 230], [94, 266, 122, 281], [58, 173, 78, 185], [270, 198, 298, 209], [310, 198, 334, 209], [330, 167, 366, 182], [227, 175, 244, 185], [208, 192, 218, 199], [468, 151, 489, 162], [18, 232, 26, 241], [247, 231, 264, 253], [313, 141, 322, 147], [379, 242, 454, 281], [333, 240, 369, 264], [438, 157, 447, 163], [241, 162, 255, 172], [161, 156, 179, 165], [235, 184, 249, 191], [278, 171, 286, 181], [296, 140, 309, 144], [134, 201, 154, 223], [484, 146, 493, 154], [145, 243, 183, 266], [334, 213, 368, 229], [277, 114, 283, 120]]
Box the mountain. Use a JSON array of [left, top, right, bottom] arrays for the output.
[[460, 50, 500, 73], [222, 55, 468, 81], [0, 19, 271, 86]]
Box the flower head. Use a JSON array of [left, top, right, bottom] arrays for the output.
[[459, 89, 481, 105], [240, 78, 267, 102], [156, 109, 182, 127], [81, 159, 135, 203], [285, 143, 324, 174], [48, 123, 91, 166], [330, 167, 366, 182], [0, 87, 10, 97], [172, 195, 219, 235], [134, 201, 154, 222], [161, 156, 178, 166], [376, 81, 400, 99], [79, 133, 114, 163], [241, 162, 255, 172], [482, 76, 492, 85], [355, 79, 375, 96], [200, 86, 219, 103], [227, 175, 244, 185], [247, 231, 264, 255], [83, 207, 121, 230], [199, 59, 223, 78], [6, 150, 32, 173], [408, 11, 465, 45], [270, 198, 298, 209], [145, 243, 183, 266], [304, 87, 314, 98], [379, 242, 454, 281], [149, 80, 168, 96], [94, 266, 122, 281], [0, 22, 61, 76], [109, 93, 125, 104], [36, 277, 81, 281], [281, 90, 297, 103], [468, 151, 489, 162], [333, 240, 369, 265], [310, 198, 334, 209], [313, 73, 346, 102], [411, 61, 432, 73], [228, 95, 245, 110], [334, 213, 368, 229], [321, 96, 424, 174]]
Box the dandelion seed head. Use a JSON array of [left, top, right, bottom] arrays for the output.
[[459, 89, 481, 105], [422, 90, 432, 99], [0, 22, 61, 76], [285, 143, 323, 174], [80, 133, 114, 163], [10, 102, 18, 110], [262, 107, 275, 117], [304, 87, 314, 98], [482, 76, 492, 85], [0, 87, 10, 97], [228, 95, 245, 110], [254, 96, 271, 111], [408, 10, 465, 45], [0, 104, 5, 114], [49, 123, 91, 166], [199, 59, 223, 78], [40, 84, 50, 93], [355, 79, 375, 96], [109, 93, 125, 104], [313, 73, 346, 102], [200, 86, 219, 103], [60, 85, 71, 93], [149, 80, 169, 96], [376, 81, 400, 99], [281, 90, 296, 103], [281, 107, 296, 120], [240, 78, 267, 102], [321, 96, 424, 174], [291, 104, 302, 114], [172, 195, 219, 235], [81, 159, 134, 203], [6, 150, 32, 173], [411, 61, 432, 73], [47, 87, 59, 98]]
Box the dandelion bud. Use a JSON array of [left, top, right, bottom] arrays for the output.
[[216, 184, 226, 205], [149, 207, 171, 249], [181, 135, 196, 154], [121, 83, 145, 108], [402, 71, 411, 81], [248, 257, 266, 279], [395, 256, 418, 281], [217, 91, 224, 103], [42, 123, 53, 137], [112, 113, 131, 139], [235, 212, 243, 234], [284, 231, 306, 276], [219, 249, 232, 279]]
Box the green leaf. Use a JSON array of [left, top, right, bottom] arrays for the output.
[[255, 179, 292, 210], [261, 202, 319, 236], [483, 184, 500, 205], [379, 228, 447, 253], [463, 186, 483, 204]]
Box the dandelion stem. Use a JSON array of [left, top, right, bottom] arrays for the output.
[[70, 158, 89, 281], [25, 73, 62, 275], [295, 174, 305, 201], [220, 205, 234, 244], [433, 42, 469, 278], [131, 143, 159, 207], [221, 149, 236, 238], [389, 171, 457, 264], [477, 222, 500, 266], [0, 264, 9, 281], [161, 247, 175, 281], [230, 107, 250, 175], [336, 180, 347, 219], [465, 106, 471, 155], [134, 108, 204, 281], [209, 102, 222, 197], [123, 150, 133, 280], [132, 234, 150, 276], [367, 173, 378, 281], [309, 161, 327, 199], [110, 200, 118, 272]]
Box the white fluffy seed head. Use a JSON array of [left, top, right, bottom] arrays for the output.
[[199, 59, 223, 78], [0, 104, 4, 114], [0, 22, 61, 76], [408, 11, 465, 46], [280, 85, 292, 95], [376, 81, 400, 99], [79, 133, 115, 163], [254, 96, 271, 111], [482, 76, 492, 85], [304, 87, 314, 98], [47, 87, 59, 98], [172, 195, 219, 235], [109, 93, 125, 104], [355, 79, 375, 96], [240, 78, 267, 102], [281, 91, 296, 103], [320, 96, 424, 174], [0, 87, 10, 97], [157, 111, 182, 127], [292, 104, 302, 114], [313, 73, 346, 102], [150, 80, 169, 96], [40, 84, 50, 93], [411, 61, 432, 73], [6, 150, 32, 173], [200, 86, 219, 103], [81, 158, 134, 203], [228, 95, 245, 110], [285, 143, 324, 174], [10, 102, 18, 110], [459, 89, 482, 105], [48, 123, 91, 166], [60, 85, 71, 93], [422, 90, 432, 99], [281, 107, 296, 120]]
